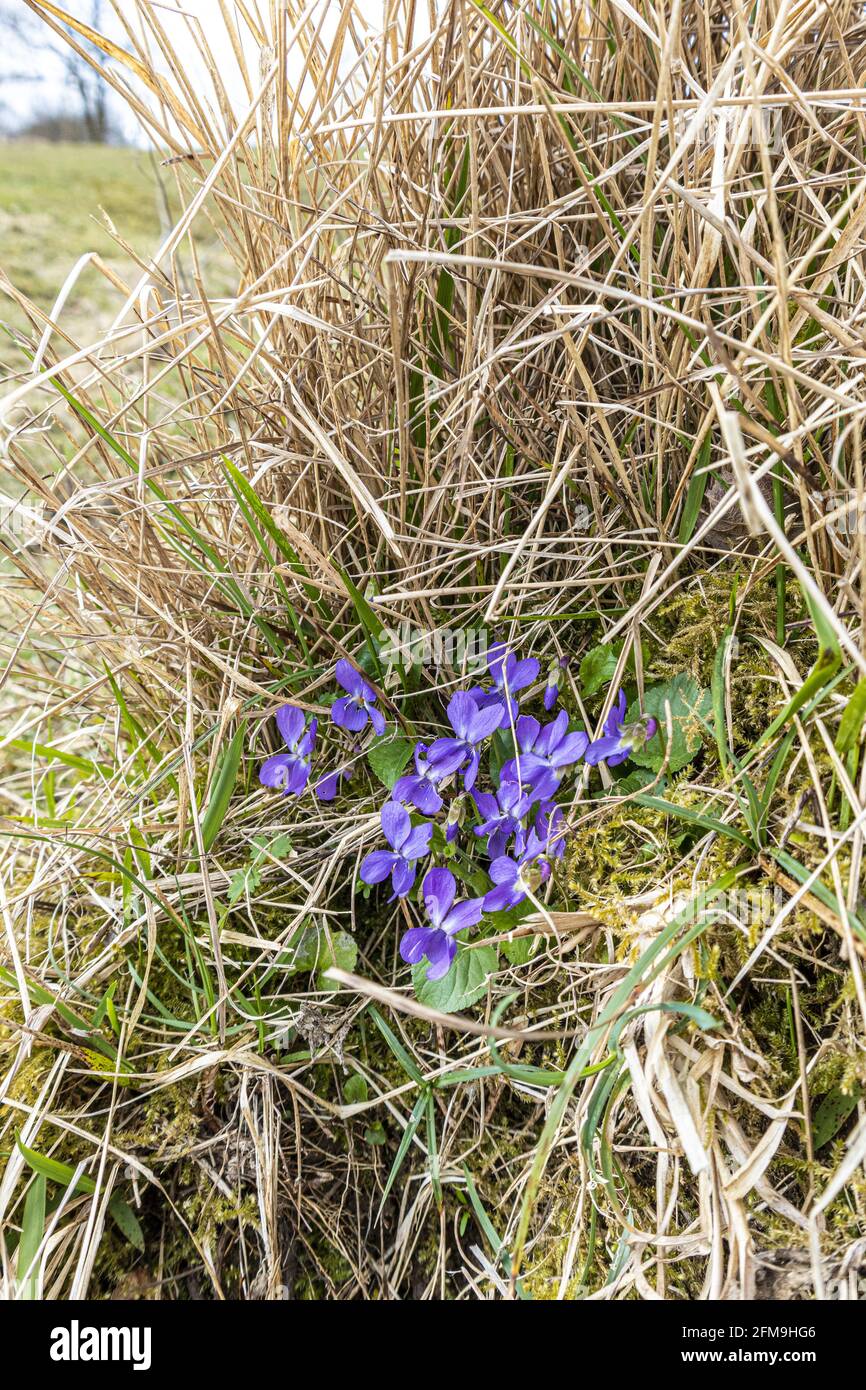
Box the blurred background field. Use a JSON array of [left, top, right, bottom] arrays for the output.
[[1, 141, 162, 306], [0, 139, 227, 345]]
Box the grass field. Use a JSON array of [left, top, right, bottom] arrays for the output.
[[0, 140, 226, 346], [0, 142, 165, 304], [2, 1, 866, 1305]]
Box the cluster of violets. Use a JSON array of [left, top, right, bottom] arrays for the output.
[[259, 648, 657, 982]]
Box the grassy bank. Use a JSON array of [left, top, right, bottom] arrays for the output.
[[1, 1, 866, 1302]]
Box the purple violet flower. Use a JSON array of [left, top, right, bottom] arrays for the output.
[[534, 802, 566, 860], [472, 779, 531, 859], [393, 740, 463, 815], [399, 866, 485, 981], [470, 641, 540, 727], [330, 658, 386, 736], [584, 688, 659, 768], [314, 765, 352, 801], [360, 801, 433, 899], [501, 710, 589, 799], [315, 740, 361, 801], [543, 657, 568, 712], [483, 828, 553, 913], [259, 706, 318, 796], [445, 799, 463, 843], [427, 690, 505, 791]]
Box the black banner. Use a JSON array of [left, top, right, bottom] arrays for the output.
[[0, 1296, 852, 1377]]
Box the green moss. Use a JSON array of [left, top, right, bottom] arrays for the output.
[[294, 1234, 355, 1300], [562, 777, 736, 907], [0, 1049, 52, 1107], [116, 1075, 201, 1161]]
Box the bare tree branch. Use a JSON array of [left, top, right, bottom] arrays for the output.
[[0, 0, 116, 142]]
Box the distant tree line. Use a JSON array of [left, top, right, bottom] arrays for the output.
[[0, 0, 125, 144]]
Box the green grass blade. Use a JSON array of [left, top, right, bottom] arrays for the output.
[[17, 1138, 143, 1248], [368, 1006, 425, 1085], [18, 1174, 46, 1299], [200, 724, 245, 852], [633, 794, 752, 848], [379, 1091, 427, 1212]]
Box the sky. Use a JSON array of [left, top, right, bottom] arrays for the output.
[[0, 0, 387, 143]]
